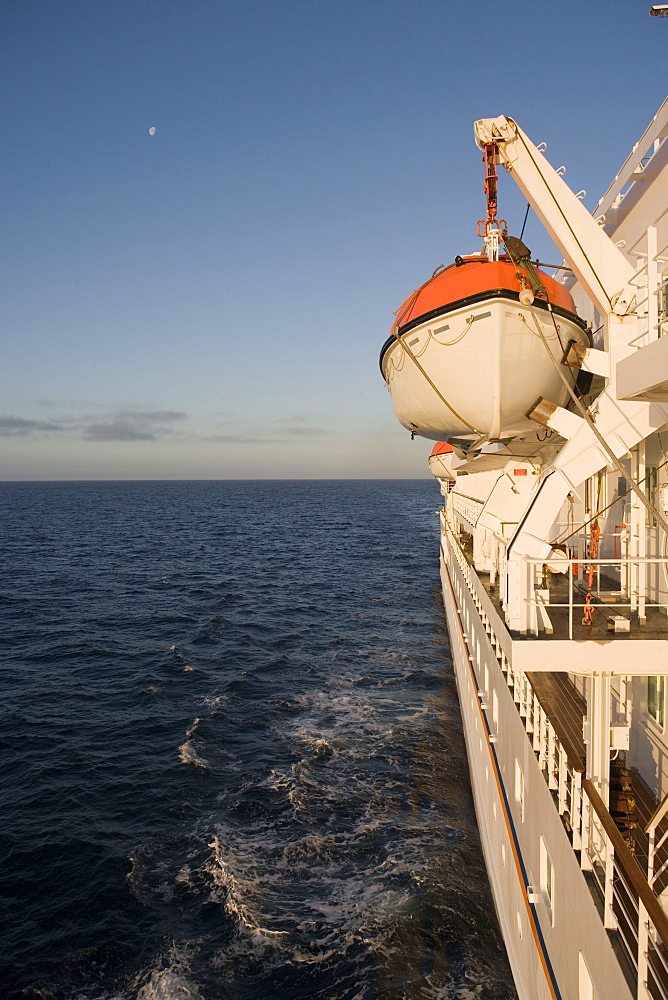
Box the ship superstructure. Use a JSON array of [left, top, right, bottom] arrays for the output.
[[382, 100, 668, 999]]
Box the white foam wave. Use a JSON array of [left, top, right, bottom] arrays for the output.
[[197, 693, 229, 709], [206, 834, 286, 939], [137, 970, 203, 1000], [178, 718, 211, 770], [198, 815, 416, 977], [136, 943, 204, 1000], [168, 644, 197, 672], [266, 766, 310, 818], [296, 732, 337, 757]]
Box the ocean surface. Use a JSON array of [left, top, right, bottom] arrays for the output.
[[0, 480, 516, 1000]]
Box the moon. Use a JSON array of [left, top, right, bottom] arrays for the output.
[[148, 126, 157, 136]]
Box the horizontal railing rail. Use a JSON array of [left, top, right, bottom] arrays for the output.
[[526, 555, 668, 639], [451, 492, 485, 529]]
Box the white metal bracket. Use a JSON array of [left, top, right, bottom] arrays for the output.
[[562, 342, 610, 378], [528, 398, 585, 439]]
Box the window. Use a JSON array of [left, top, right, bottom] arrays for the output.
[[579, 953, 599, 1000], [648, 675, 665, 728], [540, 837, 555, 923], [545, 852, 553, 904]]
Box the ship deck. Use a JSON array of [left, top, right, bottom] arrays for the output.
[[524, 669, 663, 873], [446, 522, 668, 994], [473, 562, 668, 885], [525, 569, 668, 643]]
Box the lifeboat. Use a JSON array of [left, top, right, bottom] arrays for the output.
[[428, 442, 455, 481], [380, 255, 590, 444]]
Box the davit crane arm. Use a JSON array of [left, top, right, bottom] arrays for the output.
[[474, 116, 636, 335], [469, 116, 668, 632]]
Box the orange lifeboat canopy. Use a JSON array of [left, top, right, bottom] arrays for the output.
[[392, 256, 577, 334], [428, 441, 456, 481]]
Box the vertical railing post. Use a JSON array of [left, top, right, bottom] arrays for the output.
[[648, 821, 657, 891], [569, 557, 573, 640], [604, 831, 617, 930], [532, 694, 540, 745], [558, 746, 567, 813], [638, 899, 651, 1000], [572, 771, 582, 851], [548, 724, 558, 790], [581, 790, 592, 870]]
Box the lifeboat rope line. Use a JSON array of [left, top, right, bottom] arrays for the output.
[[390, 316, 478, 365], [499, 237, 579, 392], [522, 296, 668, 538], [390, 328, 484, 435], [392, 266, 448, 331], [430, 315, 476, 348]]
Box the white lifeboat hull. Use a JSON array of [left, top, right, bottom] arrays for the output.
[[428, 452, 456, 480], [381, 297, 589, 442]]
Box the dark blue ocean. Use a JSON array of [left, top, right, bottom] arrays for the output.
[[0, 480, 516, 1000]]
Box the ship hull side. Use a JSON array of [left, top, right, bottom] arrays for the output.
[[440, 537, 634, 1000]]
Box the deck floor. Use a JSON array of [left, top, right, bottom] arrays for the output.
[[526, 670, 586, 771], [478, 567, 668, 643], [534, 570, 668, 643]]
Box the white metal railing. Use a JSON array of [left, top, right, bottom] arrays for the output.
[[451, 492, 485, 529], [444, 525, 585, 845], [443, 522, 668, 999], [582, 781, 668, 1000], [595, 101, 668, 222], [526, 555, 668, 639], [648, 794, 668, 888], [628, 221, 668, 349]]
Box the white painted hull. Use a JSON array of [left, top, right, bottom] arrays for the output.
[[440, 533, 634, 1000], [382, 298, 588, 442]]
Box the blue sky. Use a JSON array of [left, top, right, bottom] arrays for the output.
[[2, 0, 666, 479]]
